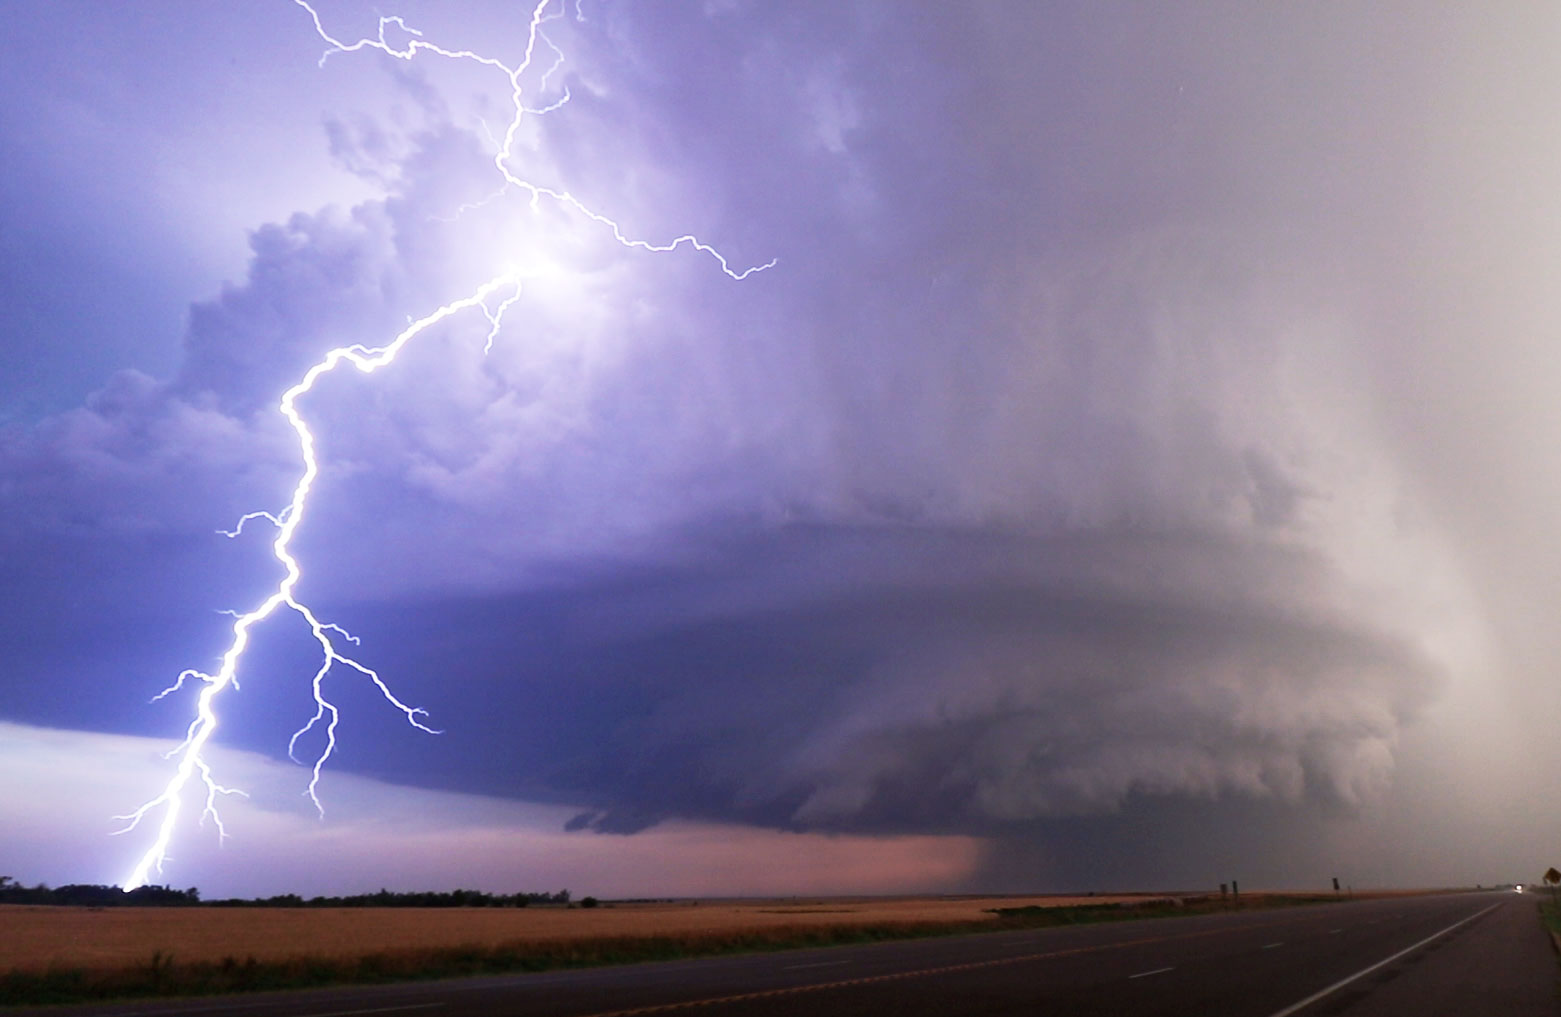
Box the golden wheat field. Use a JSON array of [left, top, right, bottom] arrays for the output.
[[1, 895, 1161, 972]]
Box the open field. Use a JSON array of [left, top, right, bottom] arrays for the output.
[[0, 895, 1156, 972], [0, 891, 1411, 974]]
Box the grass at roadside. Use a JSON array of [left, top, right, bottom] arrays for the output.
[[0, 893, 1339, 1007], [1538, 893, 1561, 935], [989, 892, 1331, 926], [2, 923, 963, 1007]]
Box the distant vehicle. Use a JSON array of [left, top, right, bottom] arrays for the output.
[[1515, 884, 1524, 893]]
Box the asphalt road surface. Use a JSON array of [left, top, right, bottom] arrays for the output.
[[8, 891, 1556, 1016]]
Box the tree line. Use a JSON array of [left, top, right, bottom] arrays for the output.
[[0, 876, 575, 908], [0, 877, 198, 906], [211, 888, 576, 908]]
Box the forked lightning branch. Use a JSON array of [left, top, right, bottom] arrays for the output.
[[114, 0, 773, 891]]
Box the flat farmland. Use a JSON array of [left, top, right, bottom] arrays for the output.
[[1, 895, 1159, 972]]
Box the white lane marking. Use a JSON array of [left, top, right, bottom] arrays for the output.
[[1129, 966, 1175, 980], [1264, 902, 1501, 1017], [783, 960, 851, 970], [1262, 942, 1284, 949], [89, 999, 317, 1017], [1328, 929, 1343, 935]]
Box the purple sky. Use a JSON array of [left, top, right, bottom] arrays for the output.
[[3, 1, 1560, 898]]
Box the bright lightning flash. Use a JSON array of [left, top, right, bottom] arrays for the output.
[[115, 0, 772, 891]]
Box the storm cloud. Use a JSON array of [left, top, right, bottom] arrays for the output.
[[3, 1, 1556, 892]]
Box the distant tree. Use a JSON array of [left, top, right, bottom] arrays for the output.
[[1544, 867, 1560, 908], [580, 896, 599, 908]]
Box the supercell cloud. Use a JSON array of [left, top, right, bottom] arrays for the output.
[[1, 1, 1556, 893]]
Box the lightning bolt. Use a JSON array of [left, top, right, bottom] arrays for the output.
[[115, 0, 773, 891]]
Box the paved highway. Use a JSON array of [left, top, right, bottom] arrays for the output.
[[8, 891, 1555, 1016]]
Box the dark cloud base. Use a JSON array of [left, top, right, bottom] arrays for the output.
[[242, 522, 1439, 850]]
